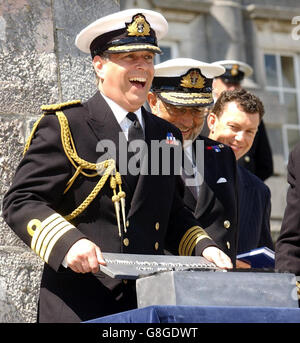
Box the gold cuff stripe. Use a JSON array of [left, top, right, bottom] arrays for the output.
[[28, 213, 75, 263], [186, 233, 209, 256], [34, 216, 65, 254], [179, 226, 211, 256], [30, 213, 60, 251], [108, 44, 161, 53], [38, 221, 71, 259], [43, 225, 74, 263]]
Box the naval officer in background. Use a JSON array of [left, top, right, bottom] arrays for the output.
[[148, 58, 239, 265], [202, 59, 274, 182]]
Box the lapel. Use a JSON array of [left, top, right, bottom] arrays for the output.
[[85, 92, 137, 196], [181, 151, 198, 208], [182, 180, 197, 211], [191, 138, 217, 217], [84, 95, 161, 218], [127, 110, 182, 218], [85, 91, 123, 157], [194, 180, 216, 218], [238, 165, 256, 213]]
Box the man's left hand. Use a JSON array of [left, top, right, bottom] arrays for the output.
[[202, 246, 233, 269]]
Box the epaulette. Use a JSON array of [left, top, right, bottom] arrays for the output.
[[40, 100, 81, 113], [24, 100, 81, 155]]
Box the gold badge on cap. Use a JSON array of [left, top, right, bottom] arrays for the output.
[[126, 14, 151, 37], [180, 70, 205, 89], [231, 64, 239, 76]]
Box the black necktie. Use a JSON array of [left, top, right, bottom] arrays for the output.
[[127, 112, 144, 142], [126, 112, 145, 189]]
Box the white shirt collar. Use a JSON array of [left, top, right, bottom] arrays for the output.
[[101, 92, 143, 129]]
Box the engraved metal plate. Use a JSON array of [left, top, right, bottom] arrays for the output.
[[99, 253, 218, 279]]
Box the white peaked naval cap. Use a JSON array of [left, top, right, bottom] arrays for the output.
[[75, 8, 168, 57], [152, 58, 225, 107]]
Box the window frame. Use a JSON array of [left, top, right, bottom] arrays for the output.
[[263, 51, 300, 162]]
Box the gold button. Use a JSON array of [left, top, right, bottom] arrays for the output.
[[123, 279, 128, 284], [245, 156, 250, 163], [155, 222, 160, 231], [123, 238, 129, 246], [154, 242, 159, 250], [226, 241, 230, 249], [224, 220, 231, 229], [126, 220, 129, 228]]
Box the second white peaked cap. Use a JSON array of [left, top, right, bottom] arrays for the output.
[[75, 8, 168, 56], [152, 58, 225, 106], [155, 58, 225, 78]]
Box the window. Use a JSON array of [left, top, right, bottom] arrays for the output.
[[264, 53, 300, 162], [155, 41, 178, 64]]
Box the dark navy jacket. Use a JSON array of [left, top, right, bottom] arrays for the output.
[[237, 165, 273, 254], [2, 92, 216, 322]]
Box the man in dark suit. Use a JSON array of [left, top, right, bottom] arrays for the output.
[[148, 58, 239, 265], [207, 88, 274, 256], [202, 60, 274, 182], [276, 142, 300, 284], [2, 9, 232, 323]]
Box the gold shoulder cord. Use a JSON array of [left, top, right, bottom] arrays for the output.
[[23, 101, 127, 237]]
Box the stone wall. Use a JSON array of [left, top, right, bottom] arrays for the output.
[[0, 0, 119, 323]]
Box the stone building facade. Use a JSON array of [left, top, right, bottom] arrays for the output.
[[0, 0, 299, 322]]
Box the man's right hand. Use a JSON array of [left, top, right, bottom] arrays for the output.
[[65, 238, 106, 274]]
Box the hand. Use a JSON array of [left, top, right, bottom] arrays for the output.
[[65, 238, 106, 274], [202, 246, 233, 269]]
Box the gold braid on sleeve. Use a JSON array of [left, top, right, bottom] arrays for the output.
[[178, 226, 211, 256]]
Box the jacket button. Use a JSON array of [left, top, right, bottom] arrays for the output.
[[126, 220, 129, 228], [123, 238, 129, 246], [155, 222, 160, 231], [154, 242, 159, 250], [226, 241, 230, 249], [245, 156, 250, 163], [224, 220, 231, 229]]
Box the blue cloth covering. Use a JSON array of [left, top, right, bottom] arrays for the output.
[[84, 305, 300, 323]]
